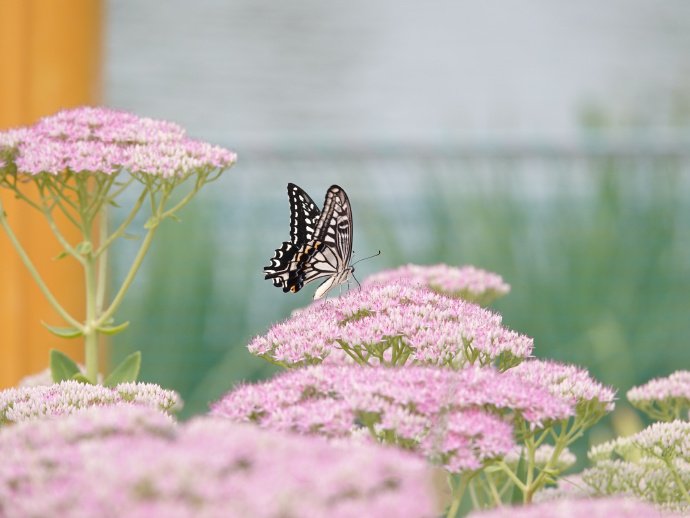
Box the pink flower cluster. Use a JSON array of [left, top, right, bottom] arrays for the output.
[[365, 264, 510, 305], [0, 107, 236, 177], [211, 364, 574, 472], [0, 380, 182, 424], [467, 497, 679, 518], [627, 371, 690, 420], [0, 406, 437, 518], [249, 282, 533, 369], [511, 359, 616, 415]]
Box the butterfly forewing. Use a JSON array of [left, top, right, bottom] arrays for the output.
[[264, 184, 354, 299], [288, 183, 321, 244]]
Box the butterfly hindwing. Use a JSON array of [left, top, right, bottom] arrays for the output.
[[264, 184, 354, 299]]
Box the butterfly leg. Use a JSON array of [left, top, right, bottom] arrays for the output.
[[352, 272, 362, 292]]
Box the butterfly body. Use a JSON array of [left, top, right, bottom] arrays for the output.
[[264, 183, 354, 300]]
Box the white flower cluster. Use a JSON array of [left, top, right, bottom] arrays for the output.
[[0, 381, 182, 425], [583, 420, 690, 512]]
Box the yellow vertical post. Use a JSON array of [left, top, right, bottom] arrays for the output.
[[0, 0, 103, 388]]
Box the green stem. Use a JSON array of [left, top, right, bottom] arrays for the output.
[[109, 172, 136, 199], [85, 175, 115, 221], [483, 471, 502, 506], [159, 171, 207, 219], [84, 252, 99, 383], [95, 188, 147, 257], [96, 215, 159, 327], [0, 197, 83, 330], [495, 460, 528, 492], [446, 474, 470, 518], [666, 459, 690, 505], [40, 201, 85, 264], [523, 421, 570, 503], [43, 180, 81, 227], [96, 207, 109, 315]]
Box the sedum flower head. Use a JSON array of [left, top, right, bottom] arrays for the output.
[[584, 421, 690, 511], [0, 380, 182, 425], [467, 496, 680, 518], [0, 106, 236, 177], [0, 404, 176, 447], [211, 364, 573, 472], [589, 420, 690, 464], [511, 359, 616, 420], [365, 264, 510, 305], [0, 406, 437, 518], [627, 371, 690, 421], [249, 282, 532, 370]]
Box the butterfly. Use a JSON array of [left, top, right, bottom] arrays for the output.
[[264, 183, 354, 300]]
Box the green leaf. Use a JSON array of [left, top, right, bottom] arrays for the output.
[[53, 250, 69, 261], [103, 351, 141, 387], [50, 349, 81, 382], [108, 198, 121, 208], [97, 320, 130, 336], [71, 373, 94, 384], [42, 322, 83, 339]]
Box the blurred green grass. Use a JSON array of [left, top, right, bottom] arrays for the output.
[[111, 151, 690, 462]]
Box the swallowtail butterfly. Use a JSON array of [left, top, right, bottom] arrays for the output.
[[264, 183, 354, 299]]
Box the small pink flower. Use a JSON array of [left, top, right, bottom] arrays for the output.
[[0, 107, 236, 177], [511, 359, 616, 415], [0, 405, 437, 517], [211, 364, 573, 472], [249, 281, 532, 370], [628, 371, 690, 403], [627, 371, 690, 420], [365, 263, 510, 305]]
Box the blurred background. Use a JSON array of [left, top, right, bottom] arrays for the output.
[[2, 0, 690, 463]]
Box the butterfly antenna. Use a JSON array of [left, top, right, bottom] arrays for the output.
[[351, 250, 382, 267]]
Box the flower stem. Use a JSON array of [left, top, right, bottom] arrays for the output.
[[0, 196, 83, 330], [96, 208, 109, 314], [96, 202, 162, 328], [666, 459, 690, 505], [446, 473, 470, 518], [84, 252, 99, 382]]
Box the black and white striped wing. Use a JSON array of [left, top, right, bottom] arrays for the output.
[[264, 184, 353, 299], [310, 184, 353, 273], [263, 184, 319, 290], [288, 182, 320, 244], [293, 185, 354, 299]]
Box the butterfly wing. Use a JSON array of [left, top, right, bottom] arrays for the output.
[[264, 184, 353, 298], [311, 184, 353, 270], [287, 182, 321, 244], [299, 185, 353, 298], [264, 184, 320, 290]]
